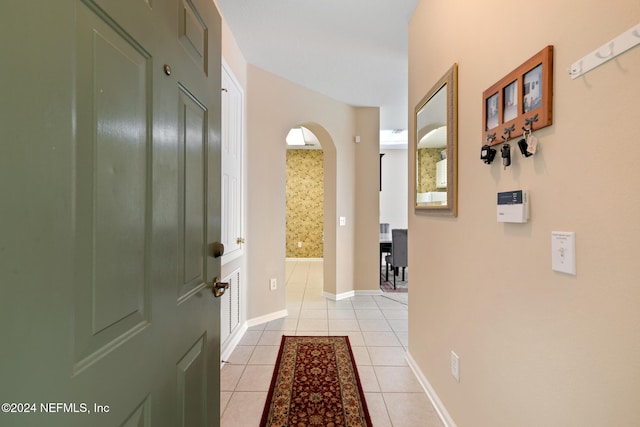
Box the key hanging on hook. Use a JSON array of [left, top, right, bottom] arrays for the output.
[[517, 131, 533, 158], [502, 125, 513, 169], [523, 114, 539, 133], [522, 114, 539, 155], [502, 124, 515, 143], [481, 133, 497, 164], [501, 143, 511, 169]]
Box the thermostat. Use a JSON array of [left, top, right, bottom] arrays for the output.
[[497, 190, 529, 223]]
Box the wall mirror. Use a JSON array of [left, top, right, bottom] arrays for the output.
[[414, 64, 458, 216]]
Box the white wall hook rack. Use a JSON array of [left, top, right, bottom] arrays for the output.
[[568, 23, 640, 79]]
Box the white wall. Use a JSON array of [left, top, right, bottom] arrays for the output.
[[380, 148, 408, 230]]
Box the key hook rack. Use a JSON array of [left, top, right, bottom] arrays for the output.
[[482, 46, 553, 147], [568, 23, 640, 79]]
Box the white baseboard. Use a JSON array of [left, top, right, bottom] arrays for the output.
[[220, 309, 289, 369], [246, 309, 289, 328], [354, 290, 383, 296], [406, 351, 457, 427], [322, 289, 384, 300], [322, 290, 354, 300], [285, 257, 323, 262], [220, 323, 248, 366]]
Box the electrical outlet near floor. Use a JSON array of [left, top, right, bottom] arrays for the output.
[[297, 241, 302, 248], [270, 278, 277, 291], [451, 351, 460, 382]]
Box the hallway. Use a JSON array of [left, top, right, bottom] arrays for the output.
[[220, 260, 443, 426]]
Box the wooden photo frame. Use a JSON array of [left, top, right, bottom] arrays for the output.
[[482, 45, 553, 146]]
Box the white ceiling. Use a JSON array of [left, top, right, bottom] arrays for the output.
[[216, 0, 419, 137]]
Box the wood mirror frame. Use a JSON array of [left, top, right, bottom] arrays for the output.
[[414, 64, 458, 216]]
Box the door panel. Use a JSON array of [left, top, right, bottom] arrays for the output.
[[177, 335, 206, 427], [121, 398, 150, 427], [74, 1, 152, 368], [0, 0, 221, 425], [179, 0, 209, 75], [178, 86, 208, 299]]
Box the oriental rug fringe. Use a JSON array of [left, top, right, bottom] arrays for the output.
[[260, 335, 372, 427]]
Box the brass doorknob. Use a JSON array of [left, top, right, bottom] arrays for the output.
[[211, 277, 229, 298], [210, 241, 225, 258]]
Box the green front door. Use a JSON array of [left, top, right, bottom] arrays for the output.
[[0, 1, 222, 426]]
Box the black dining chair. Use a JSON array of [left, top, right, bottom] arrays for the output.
[[385, 229, 407, 289], [380, 223, 391, 266]]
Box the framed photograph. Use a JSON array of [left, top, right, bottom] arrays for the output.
[[482, 45, 553, 146], [523, 64, 542, 113], [502, 81, 518, 122], [486, 93, 499, 130]]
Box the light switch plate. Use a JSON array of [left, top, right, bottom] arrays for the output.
[[551, 231, 576, 275], [339, 216, 346, 226]]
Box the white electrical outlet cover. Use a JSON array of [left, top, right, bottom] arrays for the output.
[[451, 351, 460, 382]]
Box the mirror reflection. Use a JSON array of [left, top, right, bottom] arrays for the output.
[[416, 85, 447, 205], [414, 64, 457, 216]]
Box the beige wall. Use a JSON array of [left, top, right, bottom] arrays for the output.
[[246, 65, 380, 317], [354, 107, 381, 290], [216, 1, 246, 89], [286, 149, 324, 258], [408, 1, 640, 426]]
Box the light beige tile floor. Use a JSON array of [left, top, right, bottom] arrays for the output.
[[220, 260, 443, 427]]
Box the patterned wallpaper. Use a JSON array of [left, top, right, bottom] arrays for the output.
[[417, 148, 444, 193], [286, 149, 324, 258]]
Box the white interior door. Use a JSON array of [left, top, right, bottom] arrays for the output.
[[221, 63, 245, 260]]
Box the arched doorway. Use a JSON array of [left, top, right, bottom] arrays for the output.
[[284, 123, 338, 302], [285, 127, 324, 259]]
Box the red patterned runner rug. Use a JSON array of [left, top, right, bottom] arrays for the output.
[[260, 335, 372, 427]]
